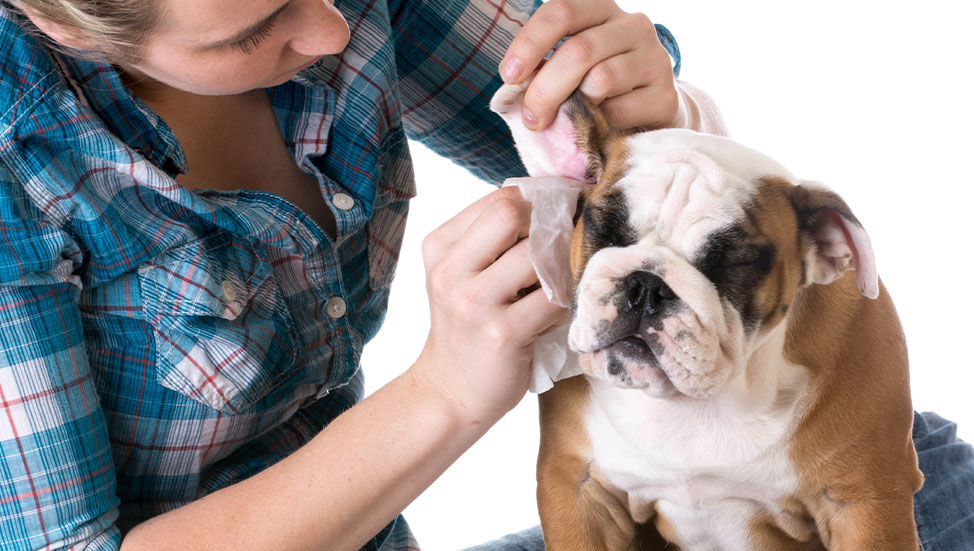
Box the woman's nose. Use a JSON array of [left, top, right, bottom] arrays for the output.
[[289, 0, 350, 56]]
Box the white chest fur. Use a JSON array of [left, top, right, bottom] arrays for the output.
[[584, 325, 814, 550]]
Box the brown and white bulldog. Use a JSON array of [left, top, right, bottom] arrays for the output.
[[491, 84, 924, 550]]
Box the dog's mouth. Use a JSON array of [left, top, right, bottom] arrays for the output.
[[606, 335, 657, 363], [569, 255, 743, 399], [583, 332, 675, 395]]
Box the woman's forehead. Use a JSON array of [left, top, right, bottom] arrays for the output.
[[154, 0, 289, 44]]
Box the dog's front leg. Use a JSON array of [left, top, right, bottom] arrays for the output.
[[816, 496, 920, 550], [537, 377, 658, 551], [537, 456, 638, 550]]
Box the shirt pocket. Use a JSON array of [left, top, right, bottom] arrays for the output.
[[137, 233, 301, 414]]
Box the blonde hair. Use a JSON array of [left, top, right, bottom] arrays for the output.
[[8, 0, 157, 61]]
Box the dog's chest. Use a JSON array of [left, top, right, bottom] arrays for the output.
[[585, 378, 813, 549]]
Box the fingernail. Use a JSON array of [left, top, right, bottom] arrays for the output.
[[522, 107, 537, 129], [501, 58, 522, 82]]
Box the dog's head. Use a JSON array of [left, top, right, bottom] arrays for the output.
[[492, 83, 878, 399]]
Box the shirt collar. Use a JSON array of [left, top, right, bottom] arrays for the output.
[[56, 55, 335, 179], [56, 54, 189, 176]]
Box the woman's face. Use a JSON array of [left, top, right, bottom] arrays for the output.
[[120, 0, 350, 96]]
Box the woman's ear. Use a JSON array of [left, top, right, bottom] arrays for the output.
[[17, 4, 97, 52]]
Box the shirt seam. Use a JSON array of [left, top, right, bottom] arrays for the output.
[[0, 68, 57, 141]]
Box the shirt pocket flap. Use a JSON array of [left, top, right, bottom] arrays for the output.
[[139, 235, 271, 319], [138, 235, 299, 413]]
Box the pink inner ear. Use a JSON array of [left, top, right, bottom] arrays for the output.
[[543, 113, 588, 181], [837, 213, 879, 299], [813, 210, 879, 299], [492, 80, 591, 180]]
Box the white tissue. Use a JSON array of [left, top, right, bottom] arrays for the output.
[[504, 176, 587, 393], [529, 324, 582, 393], [505, 176, 588, 307]]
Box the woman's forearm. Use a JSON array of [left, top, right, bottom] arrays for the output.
[[121, 363, 495, 551], [122, 185, 564, 551]]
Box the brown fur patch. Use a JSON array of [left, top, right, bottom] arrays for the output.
[[770, 179, 922, 548], [788, 183, 863, 229], [563, 91, 631, 287], [741, 177, 921, 548], [538, 376, 642, 550], [783, 272, 922, 548], [748, 509, 824, 550], [568, 143, 630, 284], [744, 177, 808, 335], [564, 91, 631, 185]]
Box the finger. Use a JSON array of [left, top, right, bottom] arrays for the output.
[[424, 186, 525, 267], [538, 311, 570, 336], [505, 286, 568, 344], [577, 42, 664, 104], [500, 0, 616, 84], [600, 82, 680, 130], [479, 239, 541, 303], [448, 195, 532, 274], [520, 19, 637, 129]]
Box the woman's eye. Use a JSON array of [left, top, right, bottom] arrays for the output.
[[230, 19, 276, 55]]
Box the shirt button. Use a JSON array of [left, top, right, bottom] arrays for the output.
[[221, 280, 237, 303], [326, 296, 347, 319], [332, 193, 355, 211]]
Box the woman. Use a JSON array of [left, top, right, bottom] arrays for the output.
[[0, 0, 970, 550]]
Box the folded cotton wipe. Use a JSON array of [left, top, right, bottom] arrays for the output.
[[506, 176, 588, 307], [503, 176, 587, 393]]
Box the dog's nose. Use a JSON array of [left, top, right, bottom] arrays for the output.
[[621, 271, 677, 316]]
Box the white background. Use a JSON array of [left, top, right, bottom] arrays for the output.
[[360, 1, 974, 549]]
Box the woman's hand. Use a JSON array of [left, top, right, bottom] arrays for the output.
[[499, 0, 678, 131], [411, 186, 566, 423]]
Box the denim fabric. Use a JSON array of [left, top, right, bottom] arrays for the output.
[[461, 526, 546, 551], [914, 411, 974, 550], [469, 412, 974, 550]]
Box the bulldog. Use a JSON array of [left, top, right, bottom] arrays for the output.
[[491, 85, 924, 550]]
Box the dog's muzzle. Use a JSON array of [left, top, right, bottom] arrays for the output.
[[569, 243, 745, 398]]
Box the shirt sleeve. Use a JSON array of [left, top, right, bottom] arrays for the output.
[[390, 0, 540, 184], [672, 80, 730, 136], [390, 0, 724, 184], [0, 164, 122, 550]]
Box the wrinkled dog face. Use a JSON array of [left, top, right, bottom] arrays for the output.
[[490, 84, 877, 400], [569, 146, 797, 398]]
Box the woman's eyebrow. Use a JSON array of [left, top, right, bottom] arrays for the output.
[[206, 1, 291, 48]]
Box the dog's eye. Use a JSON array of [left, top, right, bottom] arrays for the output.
[[706, 244, 772, 270], [724, 245, 771, 268], [582, 204, 636, 250], [695, 227, 776, 275]]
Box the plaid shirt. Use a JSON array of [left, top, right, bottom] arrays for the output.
[[0, 1, 680, 549]]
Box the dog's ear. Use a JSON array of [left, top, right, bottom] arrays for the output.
[[491, 81, 614, 181], [789, 182, 879, 299]]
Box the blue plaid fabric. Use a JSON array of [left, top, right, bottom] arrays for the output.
[[0, 1, 681, 549]]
